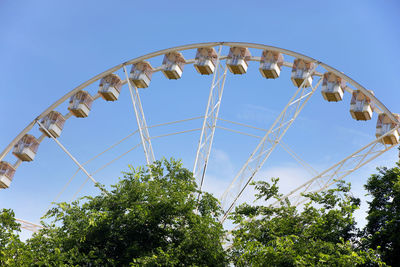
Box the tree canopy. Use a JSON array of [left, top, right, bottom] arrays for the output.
[[229, 178, 385, 266], [2, 158, 399, 266], [1, 159, 227, 266], [364, 163, 400, 266], [0, 209, 25, 266]]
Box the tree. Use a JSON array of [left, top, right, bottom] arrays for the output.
[[229, 178, 385, 266], [0, 209, 25, 266], [16, 159, 227, 266], [364, 163, 400, 266]]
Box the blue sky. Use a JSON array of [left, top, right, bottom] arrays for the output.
[[1, 0, 400, 235]]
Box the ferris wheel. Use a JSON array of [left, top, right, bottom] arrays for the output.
[[1, 42, 399, 232]]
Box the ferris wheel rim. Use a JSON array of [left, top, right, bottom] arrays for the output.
[[1, 41, 398, 178], [2, 42, 399, 233], [1, 41, 397, 163]]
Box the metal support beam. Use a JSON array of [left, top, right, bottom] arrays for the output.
[[123, 66, 155, 166], [15, 218, 43, 233], [225, 128, 399, 235], [193, 45, 227, 190], [36, 120, 108, 195], [275, 128, 399, 207], [217, 118, 320, 179], [220, 64, 321, 222]]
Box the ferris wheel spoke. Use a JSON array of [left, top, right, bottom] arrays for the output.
[[41, 129, 140, 217], [70, 142, 142, 201], [193, 45, 228, 191], [69, 125, 202, 202], [278, 140, 319, 176], [216, 118, 318, 176], [15, 218, 43, 233], [123, 66, 155, 166], [220, 63, 321, 223], [275, 128, 398, 207], [36, 120, 107, 195]]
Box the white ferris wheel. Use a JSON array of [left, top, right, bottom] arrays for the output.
[[0, 42, 399, 233]]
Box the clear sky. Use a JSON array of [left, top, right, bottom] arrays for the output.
[[1, 0, 399, 237]]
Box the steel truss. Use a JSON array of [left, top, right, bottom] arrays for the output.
[[225, 129, 399, 236], [215, 119, 398, 208], [2, 43, 398, 234], [275, 128, 399, 207], [193, 45, 227, 190], [220, 63, 321, 222], [123, 66, 155, 166]]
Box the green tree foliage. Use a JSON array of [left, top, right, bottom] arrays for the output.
[[4, 159, 227, 266], [364, 163, 400, 266], [229, 178, 385, 266], [3, 159, 397, 266], [0, 209, 25, 266]]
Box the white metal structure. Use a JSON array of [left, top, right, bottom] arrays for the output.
[[193, 45, 227, 190], [0, 42, 398, 232], [36, 120, 106, 195], [123, 66, 155, 166], [220, 64, 321, 221], [275, 128, 398, 207]]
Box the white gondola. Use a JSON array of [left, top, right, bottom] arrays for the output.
[[321, 72, 345, 102], [376, 113, 400, 145], [13, 134, 39, 162], [259, 50, 284, 79], [130, 61, 153, 88], [194, 47, 218, 75], [226, 47, 251, 75], [39, 111, 66, 138], [162, 52, 185, 80], [98, 74, 122, 101], [291, 59, 314, 88], [68, 91, 93, 118], [0, 161, 15, 189], [350, 90, 374, 121]]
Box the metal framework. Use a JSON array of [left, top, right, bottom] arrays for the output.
[[215, 118, 398, 208], [35, 117, 204, 219], [217, 117, 319, 177], [1, 42, 398, 233], [223, 128, 399, 235], [274, 128, 399, 207], [193, 45, 227, 189], [36, 120, 107, 196], [220, 64, 321, 222], [123, 66, 155, 166]]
